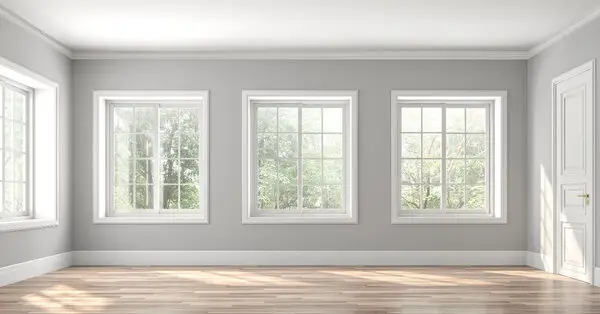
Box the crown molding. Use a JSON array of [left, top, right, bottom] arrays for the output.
[[0, 4, 72, 58], [528, 6, 600, 58], [71, 49, 530, 60]]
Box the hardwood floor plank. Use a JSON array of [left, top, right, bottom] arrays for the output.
[[0, 267, 598, 313]]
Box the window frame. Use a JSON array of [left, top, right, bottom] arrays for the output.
[[391, 90, 507, 224], [0, 56, 59, 233], [93, 91, 209, 224], [242, 90, 358, 224]]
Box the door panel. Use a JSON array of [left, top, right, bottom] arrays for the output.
[[555, 62, 595, 284]]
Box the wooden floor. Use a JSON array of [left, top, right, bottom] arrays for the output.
[[0, 267, 599, 313]]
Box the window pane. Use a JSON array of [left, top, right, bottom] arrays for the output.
[[422, 108, 441, 132], [258, 159, 277, 186], [4, 152, 25, 182], [323, 185, 342, 209], [446, 108, 465, 132], [401, 134, 421, 158], [323, 159, 343, 184], [401, 185, 420, 210], [135, 159, 154, 185], [135, 107, 154, 133], [160, 133, 177, 158], [161, 185, 179, 209], [278, 159, 298, 185], [135, 185, 153, 209], [447, 185, 465, 209], [257, 182, 277, 209], [114, 107, 134, 133], [113, 184, 133, 211], [278, 185, 298, 210], [136, 133, 153, 158], [160, 108, 180, 133], [446, 134, 465, 158], [422, 185, 441, 210], [466, 159, 485, 185], [256, 107, 277, 133], [323, 108, 343, 133], [303, 185, 322, 209], [257, 133, 277, 158], [401, 159, 420, 184], [401, 108, 421, 132], [180, 133, 199, 158], [422, 133, 441, 158], [179, 109, 200, 133], [4, 89, 13, 120], [323, 134, 343, 158], [422, 159, 441, 184], [302, 159, 321, 185], [278, 107, 298, 132], [180, 159, 200, 184], [302, 108, 321, 132], [278, 133, 298, 158], [13, 122, 26, 152], [447, 159, 465, 184], [180, 185, 200, 209], [302, 134, 321, 158], [13, 92, 26, 123], [466, 134, 486, 158], [115, 159, 134, 185], [466, 186, 485, 210], [160, 159, 179, 184], [466, 108, 486, 133]]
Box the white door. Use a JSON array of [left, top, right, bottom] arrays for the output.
[[554, 60, 595, 283]]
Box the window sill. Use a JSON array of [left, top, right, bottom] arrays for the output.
[[94, 216, 208, 225], [392, 215, 507, 225], [242, 215, 357, 225], [0, 218, 59, 233]]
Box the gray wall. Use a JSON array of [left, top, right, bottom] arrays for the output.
[[0, 17, 71, 267], [528, 17, 600, 266], [72, 59, 527, 251]]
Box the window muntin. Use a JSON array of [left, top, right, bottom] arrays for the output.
[[397, 101, 492, 215], [0, 78, 32, 221], [253, 102, 346, 215], [108, 102, 204, 216]]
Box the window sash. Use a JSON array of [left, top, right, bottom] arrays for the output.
[[396, 101, 493, 215], [107, 101, 204, 216], [0, 77, 33, 220], [250, 102, 348, 214]]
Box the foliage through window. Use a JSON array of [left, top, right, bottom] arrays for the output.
[[243, 91, 357, 224], [396, 101, 493, 216], [109, 103, 204, 216], [0, 77, 31, 220]]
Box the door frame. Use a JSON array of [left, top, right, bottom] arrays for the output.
[[551, 59, 596, 282]]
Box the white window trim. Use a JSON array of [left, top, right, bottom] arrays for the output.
[[93, 90, 209, 224], [0, 56, 59, 233], [241, 90, 358, 224], [391, 90, 507, 224]]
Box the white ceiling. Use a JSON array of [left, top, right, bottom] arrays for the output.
[[1, 0, 600, 55]]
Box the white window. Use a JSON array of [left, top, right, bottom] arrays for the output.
[[242, 91, 357, 224], [391, 91, 507, 224], [94, 91, 209, 224], [0, 57, 59, 233]]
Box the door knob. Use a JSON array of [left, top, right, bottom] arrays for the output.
[[577, 194, 590, 205]]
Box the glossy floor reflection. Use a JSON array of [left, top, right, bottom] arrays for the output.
[[0, 266, 598, 313]]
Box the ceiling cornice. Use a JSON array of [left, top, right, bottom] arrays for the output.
[[71, 50, 530, 60], [0, 3, 72, 58], [528, 6, 600, 58], [1, 2, 600, 61]]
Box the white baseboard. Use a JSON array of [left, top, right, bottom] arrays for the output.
[[526, 251, 554, 272], [72, 250, 526, 266], [595, 268, 600, 288], [0, 252, 72, 287]]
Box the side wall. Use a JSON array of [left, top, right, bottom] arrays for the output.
[[528, 17, 600, 266], [0, 16, 72, 267], [72, 59, 527, 252]]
